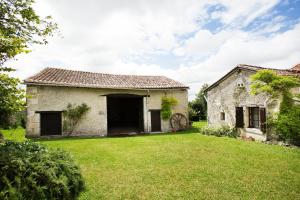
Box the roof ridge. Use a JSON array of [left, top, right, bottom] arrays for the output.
[[43, 67, 166, 78], [237, 64, 289, 71], [24, 67, 189, 89]]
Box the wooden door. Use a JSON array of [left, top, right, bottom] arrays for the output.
[[235, 107, 244, 128], [151, 110, 161, 132], [259, 108, 266, 133], [40, 112, 62, 136]]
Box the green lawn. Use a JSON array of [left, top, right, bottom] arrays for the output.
[[1, 123, 300, 199], [0, 127, 26, 141]]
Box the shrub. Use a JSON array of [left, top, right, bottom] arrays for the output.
[[0, 140, 85, 199], [273, 105, 300, 145], [199, 125, 239, 138], [188, 105, 198, 122], [0, 131, 3, 143], [0, 110, 26, 129]]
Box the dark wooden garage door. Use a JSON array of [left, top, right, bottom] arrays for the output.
[[151, 110, 161, 132], [40, 112, 62, 136]]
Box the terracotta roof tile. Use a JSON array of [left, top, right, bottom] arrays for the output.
[[291, 64, 300, 72], [237, 64, 300, 76], [24, 67, 188, 89]]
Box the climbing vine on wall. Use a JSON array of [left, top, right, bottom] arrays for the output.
[[161, 96, 178, 120], [63, 103, 90, 135]]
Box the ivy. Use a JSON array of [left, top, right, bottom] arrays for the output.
[[63, 103, 90, 135], [161, 96, 178, 120]]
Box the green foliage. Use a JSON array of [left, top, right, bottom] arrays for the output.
[[0, 0, 58, 66], [189, 84, 208, 121], [250, 70, 300, 97], [0, 140, 85, 199], [279, 91, 294, 114], [0, 131, 4, 142], [198, 125, 239, 138], [272, 105, 300, 145], [0, 127, 300, 199], [250, 70, 300, 143], [161, 96, 178, 120], [63, 103, 90, 135], [0, 0, 57, 128], [188, 105, 198, 122], [0, 73, 25, 128]]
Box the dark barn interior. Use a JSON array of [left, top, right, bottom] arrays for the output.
[[107, 94, 144, 135]]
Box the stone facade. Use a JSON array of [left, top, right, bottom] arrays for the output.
[[26, 85, 188, 137], [207, 69, 280, 141]]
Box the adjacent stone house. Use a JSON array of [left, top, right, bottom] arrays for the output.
[[205, 64, 300, 141], [24, 67, 189, 137]]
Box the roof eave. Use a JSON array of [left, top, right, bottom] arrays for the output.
[[24, 81, 189, 90]]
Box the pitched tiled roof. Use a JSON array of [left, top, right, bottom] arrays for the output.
[[205, 64, 300, 92], [291, 64, 300, 72], [24, 67, 188, 89], [237, 64, 300, 76]]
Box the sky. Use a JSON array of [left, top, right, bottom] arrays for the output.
[[7, 0, 300, 100]]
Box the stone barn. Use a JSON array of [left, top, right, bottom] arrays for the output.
[[24, 67, 189, 137]]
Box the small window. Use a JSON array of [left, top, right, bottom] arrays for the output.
[[249, 107, 259, 128], [237, 83, 244, 87], [220, 112, 225, 120]]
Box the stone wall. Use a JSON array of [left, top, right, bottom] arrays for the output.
[[26, 86, 188, 137]]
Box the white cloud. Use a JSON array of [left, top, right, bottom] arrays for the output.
[[6, 0, 300, 101], [214, 0, 280, 28], [175, 23, 300, 99]]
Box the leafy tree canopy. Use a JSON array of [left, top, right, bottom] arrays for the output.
[[250, 69, 300, 97], [0, 0, 57, 128], [189, 83, 209, 121], [0, 0, 58, 68], [0, 73, 25, 113]]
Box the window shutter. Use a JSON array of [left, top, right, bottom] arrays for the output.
[[260, 108, 266, 133], [235, 107, 244, 128], [249, 108, 252, 128]]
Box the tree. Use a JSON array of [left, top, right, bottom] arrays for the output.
[[0, 73, 25, 128], [0, 0, 57, 128], [0, 0, 58, 68], [250, 70, 300, 143], [189, 84, 209, 121]]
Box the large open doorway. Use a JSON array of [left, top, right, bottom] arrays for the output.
[[107, 94, 144, 136]]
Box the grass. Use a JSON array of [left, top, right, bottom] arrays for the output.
[[0, 127, 26, 141], [1, 122, 300, 199], [192, 120, 207, 129]]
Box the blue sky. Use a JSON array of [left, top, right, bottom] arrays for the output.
[[8, 0, 300, 99]]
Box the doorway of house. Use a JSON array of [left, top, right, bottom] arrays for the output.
[[40, 112, 62, 136], [107, 94, 144, 136], [151, 110, 161, 132]]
